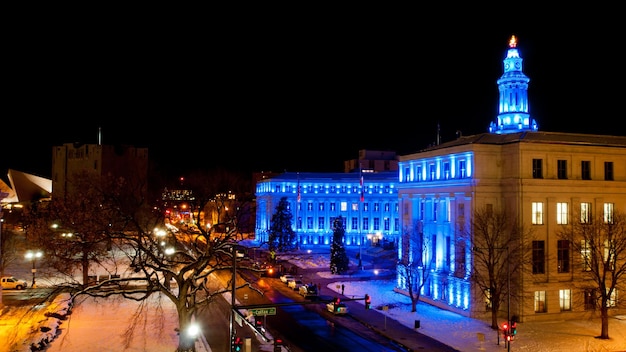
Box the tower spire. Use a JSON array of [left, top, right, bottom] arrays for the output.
[[489, 35, 538, 134]]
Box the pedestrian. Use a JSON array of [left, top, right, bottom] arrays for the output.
[[341, 284, 345, 295], [317, 283, 321, 292]]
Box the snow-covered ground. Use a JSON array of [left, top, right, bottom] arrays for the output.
[[2, 250, 625, 351]]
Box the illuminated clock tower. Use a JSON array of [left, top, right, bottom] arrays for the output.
[[489, 35, 538, 134]]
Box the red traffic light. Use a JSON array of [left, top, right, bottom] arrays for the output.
[[365, 294, 371, 309]]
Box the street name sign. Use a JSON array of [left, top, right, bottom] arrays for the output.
[[249, 307, 277, 316]]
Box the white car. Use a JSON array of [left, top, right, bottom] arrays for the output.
[[279, 274, 295, 284], [1, 276, 28, 290]]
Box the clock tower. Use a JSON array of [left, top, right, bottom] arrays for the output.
[[489, 35, 538, 134]]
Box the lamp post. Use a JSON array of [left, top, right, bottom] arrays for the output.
[[25, 250, 43, 288]]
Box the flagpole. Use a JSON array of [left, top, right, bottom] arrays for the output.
[[296, 172, 301, 250], [358, 165, 363, 270]]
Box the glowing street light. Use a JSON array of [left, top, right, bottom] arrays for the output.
[[25, 250, 43, 288]]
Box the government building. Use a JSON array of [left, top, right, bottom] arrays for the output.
[[255, 36, 626, 323], [396, 36, 626, 322]]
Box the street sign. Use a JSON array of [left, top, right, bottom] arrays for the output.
[[249, 307, 277, 316]]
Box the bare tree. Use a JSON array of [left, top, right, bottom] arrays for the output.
[[26, 168, 261, 352], [23, 170, 123, 287], [556, 210, 626, 340], [465, 206, 531, 330], [397, 220, 432, 312]]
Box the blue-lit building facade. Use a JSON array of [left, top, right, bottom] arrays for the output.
[[396, 36, 626, 322], [255, 171, 400, 249]]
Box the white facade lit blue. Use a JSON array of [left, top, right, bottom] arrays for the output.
[[255, 172, 399, 248]]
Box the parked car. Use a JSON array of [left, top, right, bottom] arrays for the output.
[[279, 274, 295, 284], [288, 279, 304, 290], [1, 276, 28, 290], [326, 301, 348, 315], [299, 284, 318, 298]]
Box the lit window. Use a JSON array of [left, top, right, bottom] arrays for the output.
[[604, 203, 614, 224], [534, 291, 547, 313], [559, 289, 571, 311], [580, 203, 592, 224], [556, 202, 568, 225], [532, 202, 544, 225]]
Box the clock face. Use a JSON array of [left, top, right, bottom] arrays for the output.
[[504, 62, 510, 70], [515, 62, 521, 69]]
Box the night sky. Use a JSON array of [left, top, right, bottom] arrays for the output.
[[3, 13, 624, 183]]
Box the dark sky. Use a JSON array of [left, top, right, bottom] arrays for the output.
[[3, 12, 625, 182]]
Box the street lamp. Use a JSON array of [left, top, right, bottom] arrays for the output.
[[25, 250, 43, 288]]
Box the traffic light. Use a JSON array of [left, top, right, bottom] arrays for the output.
[[232, 336, 243, 352], [333, 297, 341, 312], [274, 338, 284, 352], [501, 322, 512, 341], [255, 317, 265, 333], [511, 321, 517, 336], [365, 294, 371, 310]]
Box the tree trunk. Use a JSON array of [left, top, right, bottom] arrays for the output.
[[82, 252, 90, 288], [176, 304, 196, 352], [600, 305, 610, 339]]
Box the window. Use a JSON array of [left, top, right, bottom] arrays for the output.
[[604, 161, 614, 181], [433, 200, 438, 221], [351, 217, 358, 230], [404, 167, 410, 182], [318, 217, 325, 229], [373, 218, 380, 231], [584, 289, 596, 310], [443, 162, 450, 179], [363, 218, 369, 231], [307, 217, 313, 229], [582, 161, 591, 180], [384, 218, 390, 231], [307, 202, 313, 211], [557, 160, 567, 179], [341, 202, 348, 212], [417, 165, 423, 181], [319, 203, 324, 211], [604, 203, 614, 224], [420, 202, 425, 220], [374, 203, 380, 212], [557, 240, 570, 273], [534, 291, 547, 313], [580, 202, 592, 224], [458, 160, 466, 178], [532, 202, 544, 225], [559, 289, 572, 311], [532, 158, 543, 179], [581, 240, 591, 272], [556, 202, 568, 225], [606, 289, 618, 307], [363, 203, 369, 212], [394, 218, 399, 232], [330, 202, 336, 211], [458, 203, 465, 218], [429, 164, 436, 180], [297, 217, 302, 229], [532, 240, 545, 274], [384, 203, 390, 212]]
